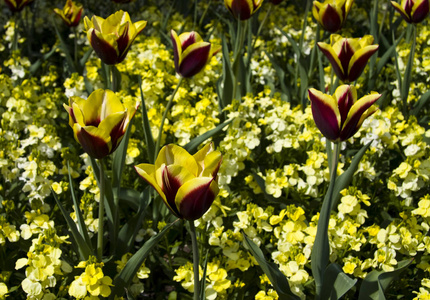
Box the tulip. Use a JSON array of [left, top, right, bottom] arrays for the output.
[[308, 85, 380, 142], [312, 0, 354, 33], [391, 0, 429, 23], [224, 0, 264, 20], [170, 30, 220, 78], [84, 10, 147, 65], [135, 143, 222, 220], [54, 0, 83, 28], [64, 89, 139, 159], [317, 34, 379, 83], [4, 0, 33, 12]]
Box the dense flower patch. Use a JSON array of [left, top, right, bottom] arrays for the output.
[[0, 0, 429, 299]]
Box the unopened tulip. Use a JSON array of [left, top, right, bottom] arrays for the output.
[[171, 30, 220, 78], [135, 143, 222, 220], [318, 34, 379, 83], [308, 85, 380, 142], [391, 0, 429, 23], [54, 0, 83, 28], [312, 0, 354, 33], [64, 89, 139, 159], [224, 0, 264, 20], [4, 0, 33, 12], [84, 10, 147, 65]]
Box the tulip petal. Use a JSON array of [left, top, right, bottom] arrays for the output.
[[226, 0, 254, 20], [412, 0, 430, 22], [179, 31, 202, 51], [319, 4, 343, 32], [88, 29, 120, 65], [175, 177, 219, 220], [171, 30, 182, 74], [347, 44, 378, 82], [334, 85, 356, 125], [340, 93, 380, 140], [308, 88, 341, 141], [391, 1, 412, 22], [318, 42, 346, 81], [75, 125, 112, 159], [178, 42, 211, 78], [155, 145, 199, 177]]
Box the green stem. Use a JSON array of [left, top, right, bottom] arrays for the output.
[[73, 26, 78, 67], [312, 141, 340, 298], [401, 24, 416, 120], [154, 77, 184, 156], [188, 220, 200, 300], [97, 158, 106, 260]]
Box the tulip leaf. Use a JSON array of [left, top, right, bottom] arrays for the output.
[[200, 250, 209, 300], [330, 141, 372, 211], [79, 48, 93, 69], [320, 263, 357, 300], [218, 34, 234, 109], [52, 19, 76, 73], [51, 189, 92, 260], [112, 117, 134, 189], [242, 233, 300, 300], [29, 45, 58, 75], [139, 78, 155, 163], [67, 163, 92, 250], [401, 25, 416, 105], [358, 259, 413, 300], [117, 187, 150, 257], [111, 221, 176, 298], [184, 118, 232, 153], [114, 187, 142, 211], [264, 50, 290, 101], [411, 90, 430, 116]]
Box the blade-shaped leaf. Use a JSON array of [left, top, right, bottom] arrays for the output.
[[111, 221, 176, 298], [218, 34, 234, 109], [411, 90, 430, 116], [321, 263, 357, 300], [358, 259, 413, 300], [184, 119, 232, 153], [30, 45, 58, 75], [112, 118, 134, 189], [52, 19, 76, 73], [139, 77, 156, 163], [243, 233, 300, 300]]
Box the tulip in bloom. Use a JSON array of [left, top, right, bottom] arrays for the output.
[[84, 10, 147, 65], [308, 85, 380, 142], [54, 0, 83, 28], [64, 89, 139, 159], [171, 30, 220, 78], [224, 0, 264, 20], [391, 0, 429, 23], [312, 0, 354, 33], [135, 143, 222, 220], [4, 0, 33, 12], [318, 34, 379, 83]]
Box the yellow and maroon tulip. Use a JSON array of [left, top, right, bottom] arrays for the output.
[[391, 0, 429, 23], [4, 0, 33, 12], [64, 89, 139, 159], [135, 143, 222, 221], [54, 0, 83, 28], [318, 34, 379, 83], [312, 0, 354, 33], [224, 0, 264, 20], [84, 10, 147, 65], [171, 30, 220, 78], [308, 85, 380, 142]]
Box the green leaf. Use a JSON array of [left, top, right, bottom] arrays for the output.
[[79, 48, 93, 69], [218, 34, 234, 109], [320, 263, 357, 300], [52, 19, 76, 73], [51, 189, 92, 260], [200, 250, 209, 300], [29, 45, 58, 75], [184, 119, 232, 153], [117, 187, 150, 257], [139, 78, 156, 163], [68, 163, 92, 250], [358, 259, 413, 300], [242, 233, 300, 300], [264, 50, 290, 101], [111, 221, 176, 298], [112, 117, 134, 189], [330, 142, 372, 211], [411, 90, 430, 116]]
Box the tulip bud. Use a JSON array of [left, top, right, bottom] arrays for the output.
[[317, 34, 379, 83], [312, 0, 354, 33], [135, 143, 222, 221], [308, 85, 380, 142], [170, 30, 221, 78], [224, 0, 264, 20], [64, 89, 139, 159], [54, 0, 84, 28], [4, 0, 33, 12], [391, 0, 429, 23], [84, 10, 147, 65]]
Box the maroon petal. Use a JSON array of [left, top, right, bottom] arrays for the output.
[[90, 30, 120, 65], [318, 43, 347, 82], [412, 0, 430, 23], [320, 4, 343, 33], [229, 0, 252, 20], [347, 46, 379, 82], [178, 44, 211, 78], [76, 127, 111, 159], [161, 166, 183, 217], [177, 179, 217, 220]]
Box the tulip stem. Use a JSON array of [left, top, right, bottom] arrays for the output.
[[97, 158, 106, 260], [188, 220, 200, 300], [154, 77, 184, 158]]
